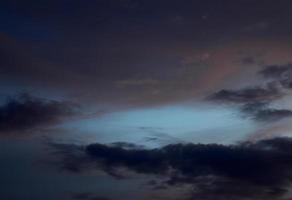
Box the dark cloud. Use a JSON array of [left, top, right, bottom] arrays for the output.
[[241, 103, 292, 122], [240, 101, 268, 112], [84, 139, 292, 185], [110, 142, 145, 150], [209, 84, 281, 104], [259, 64, 292, 79], [259, 64, 292, 90], [253, 109, 292, 122], [209, 64, 292, 122], [0, 93, 77, 134], [53, 137, 292, 200]]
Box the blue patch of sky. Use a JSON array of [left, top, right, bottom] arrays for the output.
[[60, 103, 257, 146]]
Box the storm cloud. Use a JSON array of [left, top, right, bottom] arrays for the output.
[[0, 94, 77, 134], [52, 137, 292, 200]]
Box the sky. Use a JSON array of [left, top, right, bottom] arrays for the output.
[[3, 0, 292, 199]]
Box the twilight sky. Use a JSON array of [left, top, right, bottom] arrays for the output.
[[3, 1, 292, 200]]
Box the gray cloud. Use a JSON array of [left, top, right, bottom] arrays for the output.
[[259, 64, 292, 79], [209, 64, 292, 122], [253, 109, 292, 122], [241, 102, 292, 122], [209, 84, 281, 104], [259, 64, 292, 90]]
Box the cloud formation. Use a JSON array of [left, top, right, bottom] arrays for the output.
[[209, 64, 292, 123], [209, 84, 281, 103], [259, 64, 292, 89], [0, 94, 77, 134], [52, 137, 292, 200], [240, 102, 292, 122], [252, 109, 292, 122], [259, 64, 292, 79]]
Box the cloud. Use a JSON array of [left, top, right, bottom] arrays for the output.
[[52, 137, 292, 200], [209, 84, 281, 104], [259, 64, 292, 79], [0, 93, 78, 134], [259, 64, 292, 89], [109, 142, 145, 149], [241, 103, 292, 122], [209, 64, 292, 123], [253, 109, 292, 122]]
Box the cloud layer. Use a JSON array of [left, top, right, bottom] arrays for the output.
[[52, 137, 292, 200]]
